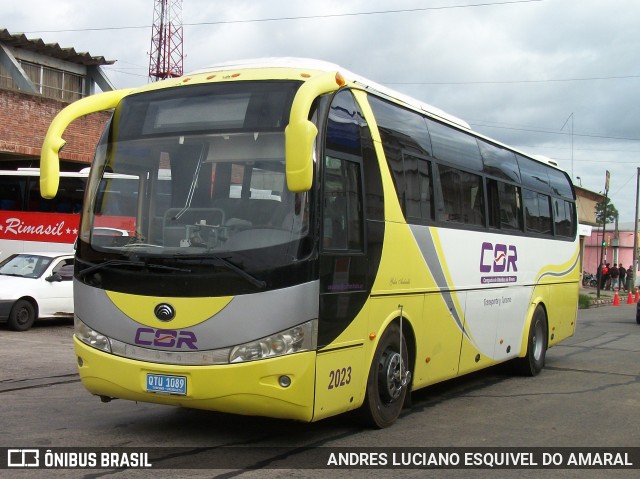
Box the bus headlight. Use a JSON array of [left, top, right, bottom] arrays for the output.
[[229, 319, 317, 363], [75, 317, 112, 353]]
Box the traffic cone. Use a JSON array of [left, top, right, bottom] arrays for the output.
[[613, 289, 620, 306], [627, 290, 634, 304], [635, 288, 640, 303]]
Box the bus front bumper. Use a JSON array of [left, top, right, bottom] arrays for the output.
[[74, 336, 317, 422]]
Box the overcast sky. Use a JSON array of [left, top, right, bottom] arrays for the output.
[[4, 0, 640, 222]]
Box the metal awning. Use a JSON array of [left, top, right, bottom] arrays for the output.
[[0, 28, 114, 66]]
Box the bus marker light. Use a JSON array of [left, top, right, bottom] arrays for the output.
[[301, 73, 311, 78], [335, 72, 346, 87], [425, 356, 431, 363], [369, 332, 376, 340]]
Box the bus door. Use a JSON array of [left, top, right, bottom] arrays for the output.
[[313, 90, 373, 420]]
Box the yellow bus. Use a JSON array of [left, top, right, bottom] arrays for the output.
[[40, 59, 579, 428]]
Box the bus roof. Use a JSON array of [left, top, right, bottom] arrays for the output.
[[185, 59, 568, 174], [189, 57, 472, 130]]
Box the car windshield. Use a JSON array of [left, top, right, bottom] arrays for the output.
[[0, 254, 53, 278], [80, 80, 311, 260]]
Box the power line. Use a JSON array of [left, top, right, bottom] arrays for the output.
[[105, 68, 148, 78], [21, 0, 544, 33], [612, 173, 636, 196]]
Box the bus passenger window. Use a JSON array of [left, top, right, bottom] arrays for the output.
[[487, 179, 522, 231], [438, 165, 484, 226], [404, 154, 433, 222], [523, 189, 552, 235], [0, 183, 21, 210], [554, 198, 575, 237]]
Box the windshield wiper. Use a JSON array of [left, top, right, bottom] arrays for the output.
[[210, 255, 266, 290], [78, 260, 191, 278]]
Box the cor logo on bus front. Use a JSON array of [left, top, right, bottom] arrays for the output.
[[154, 303, 175, 321]]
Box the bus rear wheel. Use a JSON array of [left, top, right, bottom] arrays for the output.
[[360, 322, 411, 428], [514, 306, 547, 376]]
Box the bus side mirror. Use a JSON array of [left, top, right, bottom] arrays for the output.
[[283, 70, 345, 193], [285, 120, 317, 192], [40, 89, 133, 199]]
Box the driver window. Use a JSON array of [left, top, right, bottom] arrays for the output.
[[322, 90, 367, 252], [323, 156, 363, 251]]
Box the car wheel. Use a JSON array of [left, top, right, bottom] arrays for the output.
[[8, 299, 36, 332]]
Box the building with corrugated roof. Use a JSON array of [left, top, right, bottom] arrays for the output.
[[0, 28, 114, 169]]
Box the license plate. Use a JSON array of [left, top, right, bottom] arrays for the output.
[[146, 373, 187, 395]]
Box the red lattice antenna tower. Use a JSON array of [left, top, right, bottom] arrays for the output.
[[148, 0, 184, 81]]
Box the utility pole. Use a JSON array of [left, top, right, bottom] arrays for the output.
[[633, 168, 640, 294], [561, 112, 574, 179], [597, 170, 610, 299]]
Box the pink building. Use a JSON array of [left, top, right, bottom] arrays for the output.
[[583, 222, 638, 286]]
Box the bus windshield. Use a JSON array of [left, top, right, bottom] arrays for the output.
[[80, 81, 311, 260]]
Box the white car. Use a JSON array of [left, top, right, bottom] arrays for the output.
[[0, 252, 74, 331]]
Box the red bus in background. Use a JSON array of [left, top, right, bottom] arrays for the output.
[[0, 169, 137, 260]]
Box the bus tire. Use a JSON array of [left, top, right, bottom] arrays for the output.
[[360, 322, 410, 428], [514, 306, 547, 376], [8, 299, 36, 332]]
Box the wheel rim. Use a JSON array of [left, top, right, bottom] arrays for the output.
[[379, 349, 404, 403], [532, 319, 544, 361], [16, 307, 30, 326]]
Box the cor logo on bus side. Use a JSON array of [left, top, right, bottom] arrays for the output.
[[479, 242, 518, 273]]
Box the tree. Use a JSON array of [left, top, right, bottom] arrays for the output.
[[595, 197, 619, 225]]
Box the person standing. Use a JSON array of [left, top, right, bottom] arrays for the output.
[[628, 265, 635, 293], [610, 263, 619, 291], [619, 263, 627, 292]]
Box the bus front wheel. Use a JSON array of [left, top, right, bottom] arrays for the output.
[[514, 306, 548, 376], [360, 322, 411, 428]]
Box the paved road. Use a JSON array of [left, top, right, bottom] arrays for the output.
[[0, 304, 638, 478]]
